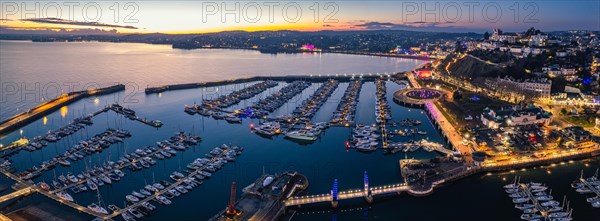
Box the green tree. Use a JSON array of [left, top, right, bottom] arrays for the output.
[[560, 108, 568, 116], [483, 32, 490, 40]]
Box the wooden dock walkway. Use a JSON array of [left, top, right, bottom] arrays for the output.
[[0, 186, 34, 203]]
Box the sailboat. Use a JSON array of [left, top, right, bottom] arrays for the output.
[[87, 188, 108, 215]]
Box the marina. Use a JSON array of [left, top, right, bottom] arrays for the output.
[[504, 178, 574, 220], [1, 42, 599, 220], [0, 73, 598, 220], [330, 80, 362, 126], [571, 169, 600, 208]]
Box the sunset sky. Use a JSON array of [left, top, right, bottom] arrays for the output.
[[0, 1, 598, 34]]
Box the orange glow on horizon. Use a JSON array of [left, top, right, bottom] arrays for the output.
[[1, 19, 347, 34]]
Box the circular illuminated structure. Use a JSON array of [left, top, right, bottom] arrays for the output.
[[405, 89, 442, 100], [393, 88, 446, 106]]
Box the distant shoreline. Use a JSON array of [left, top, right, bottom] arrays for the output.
[[0, 39, 437, 61]]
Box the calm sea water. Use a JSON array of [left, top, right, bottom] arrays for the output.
[[0, 41, 598, 221], [0, 40, 422, 121]]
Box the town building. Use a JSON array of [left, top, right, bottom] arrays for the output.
[[480, 106, 552, 128], [561, 126, 592, 144], [490, 29, 518, 44], [491, 77, 552, 98]]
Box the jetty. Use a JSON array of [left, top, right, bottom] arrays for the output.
[[0, 84, 125, 135], [145, 75, 383, 94]]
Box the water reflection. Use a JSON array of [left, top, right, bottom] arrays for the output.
[[60, 106, 68, 118]]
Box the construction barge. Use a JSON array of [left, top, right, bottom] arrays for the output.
[[210, 171, 308, 221]]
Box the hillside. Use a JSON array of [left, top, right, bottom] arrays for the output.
[[444, 54, 502, 79]]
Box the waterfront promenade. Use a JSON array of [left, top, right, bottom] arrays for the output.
[[0, 84, 125, 135], [402, 72, 473, 161]]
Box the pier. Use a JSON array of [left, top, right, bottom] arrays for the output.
[[108, 104, 163, 128], [284, 183, 409, 207], [579, 177, 600, 197], [0, 186, 34, 203], [0, 84, 125, 136], [519, 183, 550, 220], [145, 75, 383, 94], [284, 171, 411, 208]]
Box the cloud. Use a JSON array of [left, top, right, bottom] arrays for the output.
[[21, 18, 138, 29], [0, 25, 120, 35], [354, 21, 454, 30]]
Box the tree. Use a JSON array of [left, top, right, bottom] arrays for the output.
[[453, 90, 462, 100], [455, 40, 466, 53], [560, 108, 568, 116], [483, 32, 490, 40]]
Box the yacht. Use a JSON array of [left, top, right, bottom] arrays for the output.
[[355, 144, 377, 152], [145, 185, 157, 192], [515, 204, 534, 210], [58, 159, 71, 166], [541, 200, 560, 207], [99, 174, 112, 184], [132, 191, 145, 198], [108, 204, 119, 212], [126, 195, 140, 203], [37, 182, 50, 191], [121, 212, 136, 221], [576, 187, 592, 193], [512, 197, 529, 204], [140, 189, 153, 196], [153, 183, 165, 190], [128, 208, 144, 219], [141, 202, 156, 211], [66, 173, 78, 183], [587, 196, 600, 203], [156, 195, 171, 205], [520, 214, 543, 220], [114, 169, 125, 177], [87, 203, 108, 215], [549, 212, 570, 218], [536, 195, 553, 201], [56, 191, 73, 201], [225, 116, 242, 123], [285, 130, 318, 141]]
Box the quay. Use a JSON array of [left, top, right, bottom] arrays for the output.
[[392, 72, 473, 163], [210, 171, 308, 221], [0, 84, 125, 136], [481, 144, 600, 171], [145, 75, 383, 94]]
